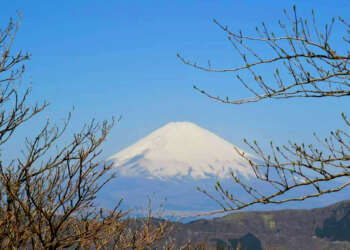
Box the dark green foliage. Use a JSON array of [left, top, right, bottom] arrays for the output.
[[316, 210, 350, 241], [211, 239, 229, 250], [210, 233, 262, 250], [229, 233, 262, 250]]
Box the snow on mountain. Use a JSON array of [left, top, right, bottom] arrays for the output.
[[108, 122, 254, 180]]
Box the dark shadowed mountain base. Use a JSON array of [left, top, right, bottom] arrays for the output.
[[210, 233, 262, 250]]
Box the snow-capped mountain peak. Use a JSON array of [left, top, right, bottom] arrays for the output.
[[108, 122, 254, 180]]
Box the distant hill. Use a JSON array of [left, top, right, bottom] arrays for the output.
[[170, 200, 350, 249], [105, 121, 256, 213]]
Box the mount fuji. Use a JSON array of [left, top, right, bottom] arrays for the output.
[[101, 122, 347, 214], [108, 121, 253, 180]]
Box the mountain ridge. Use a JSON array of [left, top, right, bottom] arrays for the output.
[[169, 199, 350, 249]]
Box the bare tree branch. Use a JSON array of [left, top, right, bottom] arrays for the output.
[[180, 6, 350, 215], [0, 14, 177, 249]]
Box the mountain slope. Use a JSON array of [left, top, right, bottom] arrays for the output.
[[109, 122, 253, 180]]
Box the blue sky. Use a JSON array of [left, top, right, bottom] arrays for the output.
[[3, 0, 350, 160]]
